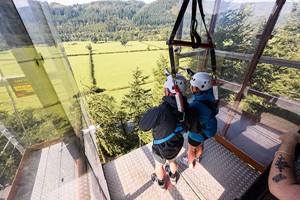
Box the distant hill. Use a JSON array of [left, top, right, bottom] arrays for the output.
[[132, 0, 177, 26], [49, 0, 294, 42]]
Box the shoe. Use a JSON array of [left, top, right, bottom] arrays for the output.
[[194, 155, 202, 163], [151, 173, 167, 191], [165, 163, 177, 185], [180, 156, 194, 169]]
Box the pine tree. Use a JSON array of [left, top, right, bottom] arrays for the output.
[[87, 93, 136, 163], [214, 5, 256, 53], [86, 44, 97, 87], [152, 54, 169, 106], [121, 67, 153, 146], [261, 2, 300, 101]]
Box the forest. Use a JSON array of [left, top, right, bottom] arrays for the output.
[[49, 0, 177, 42], [49, 0, 293, 42]]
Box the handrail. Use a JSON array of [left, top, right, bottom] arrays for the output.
[[218, 78, 300, 114], [179, 49, 300, 69]]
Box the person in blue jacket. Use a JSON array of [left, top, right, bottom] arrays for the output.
[[181, 72, 218, 169], [138, 73, 190, 191]]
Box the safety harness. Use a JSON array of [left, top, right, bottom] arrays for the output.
[[153, 123, 185, 145], [158, 0, 219, 145], [167, 0, 218, 106]]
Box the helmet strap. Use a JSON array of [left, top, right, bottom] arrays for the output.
[[174, 86, 184, 113], [164, 88, 170, 96]]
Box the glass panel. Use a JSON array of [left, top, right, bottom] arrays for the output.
[[178, 0, 281, 102], [0, 1, 107, 198], [262, 1, 300, 61], [177, 0, 276, 57], [177, 1, 299, 167], [12, 0, 87, 134]]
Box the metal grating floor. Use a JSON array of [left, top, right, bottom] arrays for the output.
[[102, 105, 293, 200], [103, 136, 260, 200], [9, 140, 93, 200]]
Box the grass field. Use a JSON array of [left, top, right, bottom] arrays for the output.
[[0, 41, 169, 113], [64, 41, 168, 101]]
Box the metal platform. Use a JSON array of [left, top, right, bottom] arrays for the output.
[[102, 104, 295, 199], [6, 104, 296, 200], [7, 138, 93, 200], [103, 137, 260, 200]]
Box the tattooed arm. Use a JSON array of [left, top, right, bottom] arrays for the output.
[[268, 131, 300, 200]]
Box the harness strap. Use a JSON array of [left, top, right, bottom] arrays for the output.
[[167, 0, 189, 76], [167, 0, 190, 44], [199, 130, 208, 140], [191, 0, 201, 48], [153, 124, 184, 145]]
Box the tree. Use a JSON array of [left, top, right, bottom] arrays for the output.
[[209, 5, 258, 104], [262, 2, 300, 101], [120, 35, 129, 46], [152, 54, 169, 105], [214, 5, 256, 53], [121, 67, 153, 146], [86, 43, 97, 89], [86, 93, 138, 163]]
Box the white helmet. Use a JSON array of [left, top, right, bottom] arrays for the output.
[[164, 74, 187, 93], [190, 72, 212, 91]]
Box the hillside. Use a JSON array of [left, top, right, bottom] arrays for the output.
[[49, 0, 294, 42], [49, 0, 177, 42]]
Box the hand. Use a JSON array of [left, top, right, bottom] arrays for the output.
[[279, 131, 300, 145]]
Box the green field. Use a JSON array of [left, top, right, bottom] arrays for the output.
[[0, 41, 169, 113], [64, 41, 168, 101]]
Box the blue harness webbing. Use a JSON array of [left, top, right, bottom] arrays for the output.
[[153, 123, 184, 145]]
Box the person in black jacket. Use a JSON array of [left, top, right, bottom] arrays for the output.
[[138, 73, 189, 191]]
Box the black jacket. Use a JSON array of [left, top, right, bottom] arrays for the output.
[[138, 96, 190, 160]]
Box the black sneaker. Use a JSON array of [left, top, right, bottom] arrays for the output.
[[151, 173, 167, 191], [165, 163, 177, 185]]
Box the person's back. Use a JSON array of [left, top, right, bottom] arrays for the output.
[[139, 95, 188, 160], [189, 87, 217, 140], [138, 73, 189, 191], [181, 72, 218, 169]]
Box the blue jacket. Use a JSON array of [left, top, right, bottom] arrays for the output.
[[188, 88, 218, 142]]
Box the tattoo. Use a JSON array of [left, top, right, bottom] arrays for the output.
[[272, 173, 287, 183], [275, 154, 290, 172]]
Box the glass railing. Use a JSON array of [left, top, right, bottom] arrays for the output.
[[0, 0, 299, 198], [0, 1, 108, 198], [177, 0, 300, 168]]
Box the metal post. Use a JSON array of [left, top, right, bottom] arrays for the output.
[[220, 0, 286, 136]]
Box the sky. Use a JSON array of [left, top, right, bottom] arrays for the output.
[[44, 0, 298, 6]]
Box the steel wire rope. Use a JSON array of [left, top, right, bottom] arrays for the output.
[[0, 146, 16, 180], [0, 140, 10, 158], [0, 70, 30, 145]]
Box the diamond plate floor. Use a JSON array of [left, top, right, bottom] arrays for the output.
[[103, 137, 260, 200], [8, 139, 95, 200], [102, 104, 298, 200]]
